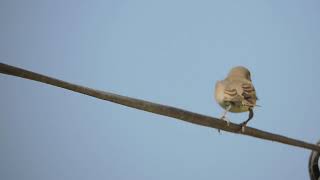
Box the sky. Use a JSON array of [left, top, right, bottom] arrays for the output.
[[1, 0, 320, 179]]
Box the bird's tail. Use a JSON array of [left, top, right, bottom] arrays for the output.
[[254, 104, 262, 108]]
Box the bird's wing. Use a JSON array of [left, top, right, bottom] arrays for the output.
[[215, 80, 242, 105], [223, 85, 243, 103], [223, 80, 243, 104], [240, 82, 257, 107]]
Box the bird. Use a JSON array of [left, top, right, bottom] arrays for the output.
[[215, 66, 258, 132]]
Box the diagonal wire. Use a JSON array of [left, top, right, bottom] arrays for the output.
[[1, 62, 319, 152]]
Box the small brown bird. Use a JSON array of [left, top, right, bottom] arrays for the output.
[[215, 66, 258, 132]]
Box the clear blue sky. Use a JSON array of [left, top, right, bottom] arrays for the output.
[[1, 0, 320, 179]]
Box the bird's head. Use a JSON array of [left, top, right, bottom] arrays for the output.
[[227, 66, 252, 81]]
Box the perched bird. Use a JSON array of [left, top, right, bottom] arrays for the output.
[[215, 66, 258, 132]]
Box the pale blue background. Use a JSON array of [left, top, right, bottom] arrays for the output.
[[1, 0, 320, 179]]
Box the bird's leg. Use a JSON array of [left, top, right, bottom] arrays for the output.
[[239, 108, 254, 132], [218, 105, 232, 133], [221, 105, 231, 125]]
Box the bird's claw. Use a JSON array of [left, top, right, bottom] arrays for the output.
[[220, 116, 230, 126], [239, 122, 247, 133], [241, 125, 246, 133], [217, 116, 231, 134]]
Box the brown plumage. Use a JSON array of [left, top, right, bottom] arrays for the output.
[[215, 66, 258, 132]]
